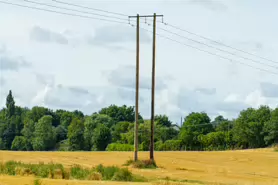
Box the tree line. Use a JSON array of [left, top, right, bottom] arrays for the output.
[[0, 90, 277, 151]]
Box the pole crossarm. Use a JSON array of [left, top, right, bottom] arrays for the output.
[[128, 15, 163, 18]]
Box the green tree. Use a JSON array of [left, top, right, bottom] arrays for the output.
[[157, 126, 179, 142], [2, 117, 18, 149], [138, 121, 151, 149], [155, 115, 172, 127], [0, 108, 6, 123], [32, 137, 44, 151], [254, 105, 271, 124], [92, 124, 111, 151], [26, 106, 59, 126], [111, 121, 131, 143], [264, 108, 278, 145], [67, 118, 85, 151], [179, 112, 213, 150], [120, 123, 134, 145], [99, 105, 143, 123], [199, 131, 226, 151], [32, 115, 56, 151], [21, 118, 35, 150], [232, 106, 271, 149], [60, 111, 73, 129], [72, 110, 84, 120], [6, 90, 15, 118], [0, 138, 4, 149], [11, 136, 28, 151], [248, 121, 265, 148], [215, 120, 233, 132], [232, 108, 255, 149], [84, 114, 115, 150], [55, 125, 67, 142]]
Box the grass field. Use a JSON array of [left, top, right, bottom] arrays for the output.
[[0, 149, 278, 185]]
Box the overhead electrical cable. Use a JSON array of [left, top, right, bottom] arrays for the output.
[[0, 1, 129, 24], [161, 21, 278, 65], [22, 0, 129, 22]]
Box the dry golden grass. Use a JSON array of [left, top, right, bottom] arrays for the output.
[[0, 175, 150, 185], [0, 149, 278, 185], [0, 175, 198, 185]]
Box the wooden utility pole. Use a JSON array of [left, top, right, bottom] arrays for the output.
[[129, 13, 163, 162], [134, 14, 140, 161], [150, 13, 156, 161], [132, 14, 140, 161]]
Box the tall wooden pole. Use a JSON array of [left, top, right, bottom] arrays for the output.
[[134, 14, 140, 161], [150, 13, 156, 161]]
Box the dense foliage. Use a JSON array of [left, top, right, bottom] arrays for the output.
[[0, 90, 277, 151]]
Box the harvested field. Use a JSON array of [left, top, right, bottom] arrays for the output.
[[0, 149, 278, 185]]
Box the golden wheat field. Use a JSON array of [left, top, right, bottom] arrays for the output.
[[0, 149, 278, 185]]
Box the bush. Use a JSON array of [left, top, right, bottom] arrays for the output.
[[199, 131, 227, 151], [88, 172, 102, 180], [95, 164, 119, 180], [155, 140, 182, 151], [56, 140, 69, 151], [33, 179, 42, 185], [4, 161, 18, 175], [123, 159, 133, 166], [70, 165, 91, 180], [163, 140, 182, 151], [124, 159, 157, 169], [0, 161, 66, 179], [15, 166, 33, 176], [0, 161, 136, 182], [155, 140, 163, 151], [106, 143, 134, 151], [274, 144, 278, 152], [139, 141, 149, 151], [112, 168, 133, 181]]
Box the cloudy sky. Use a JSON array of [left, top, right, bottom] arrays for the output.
[[0, 0, 278, 123]]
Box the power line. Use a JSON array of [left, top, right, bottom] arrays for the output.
[[21, 0, 129, 22], [138, 27, 278, 76], [52, 0, 154, 24], [161, 22, 278, 65], [2, 0, 277, 76], [52, 0, 129, 17], [183, 123, 217, 127], [156, 26, 278, 70], [52, 1, 277, 68], [0, 1, 129, 25]]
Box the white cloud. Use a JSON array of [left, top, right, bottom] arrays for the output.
[[0, 44, 6, 53], [260, 82, 278, 98], [104, 65, 169, 91], [30, 26, 68, 45], [1, 0, 278, 122], [0, 47, 31, 71], [224, 93, 241, 103], [31, 84, 51, 107], [91, 25, 151, 44], [244, 90, 267, 108]]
